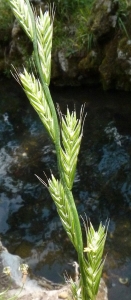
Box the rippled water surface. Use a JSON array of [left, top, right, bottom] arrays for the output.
[[1, 78, 131, 299]]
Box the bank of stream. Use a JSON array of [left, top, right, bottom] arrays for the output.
[[0, 78, 131, 299]]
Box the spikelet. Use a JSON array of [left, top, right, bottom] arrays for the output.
[[83, 222, 107, 299], [36, 9, 53, 85], [8, 0, 33, 40], [19, 68, 55, 141], [60, 108, 82, 190], [48, 174, 77, 248]]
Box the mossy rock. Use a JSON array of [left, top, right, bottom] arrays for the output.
[[89, 0, 119, 41], [13, 240, 32, 258]]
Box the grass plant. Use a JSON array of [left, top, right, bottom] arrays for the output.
[[52, 0, 95, 54], [50, 0, 89, 20], [8, 0, 107, 299], [116, 0, 129, 38], [0, 264, 28, 300]]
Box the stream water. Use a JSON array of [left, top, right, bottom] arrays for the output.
[[0, 78, 131, 299]]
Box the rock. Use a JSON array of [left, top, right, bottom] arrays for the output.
[[89, 0, 119, 41], [11, 20, 21, 39], [97, 278, 108, 300], [58, 50, 69, 73], [58, 290, 69, 299]]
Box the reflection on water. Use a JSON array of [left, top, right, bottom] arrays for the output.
[[1, 79, 131, 298]]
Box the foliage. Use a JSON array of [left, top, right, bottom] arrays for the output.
[[74, 5, 95, 52], [8, 0, 107, 299], [50, 0, 91, 19], [53, 0, 95, 54], [0, 0, 14, 42], [118, 0, 130, 11], [116, 0, 129, 38], [53, 0, 130, 53]]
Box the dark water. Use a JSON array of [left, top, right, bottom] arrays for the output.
[[1, 78, 131, 299]]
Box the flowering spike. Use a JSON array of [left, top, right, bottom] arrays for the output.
[[8, 0, 33, 40], [19, 68, 55, 141], [36, 9, 53, 85], [84, 221, 107, 298], [48, 174, 77, 248], [60, 109, 82, 190]]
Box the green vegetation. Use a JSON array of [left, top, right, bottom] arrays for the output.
[[8, 0, 107, 299], [53, 0, 131, 54], [53, 0, 96, 54], [51, 0, 92, 18], [0, 0, 13, 42], [118, 0, 130, 10], [116, 0, 129, 38], [0, 265, 28, 300]]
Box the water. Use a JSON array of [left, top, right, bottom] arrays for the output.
[[1, 78, 131, 298]]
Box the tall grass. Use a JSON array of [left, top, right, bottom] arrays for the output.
[[51, 0, 95, 19], [8, 0, 107, 299]]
